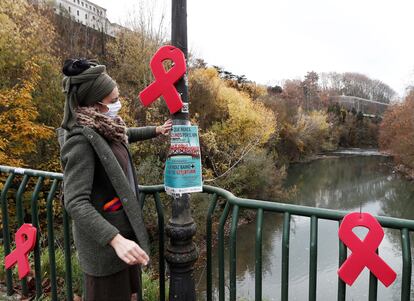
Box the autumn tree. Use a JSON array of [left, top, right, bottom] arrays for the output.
[[105, 8, 166, 126], [0, 62, 54, 166], [211, 66, 267, 101], [0, 0, 60, 168], [379, 91, 414, 168], [320, 72, 396, 103], [302, 71, 321, 110], [189, 68, 276, 167], [188, 68, 284, 198]]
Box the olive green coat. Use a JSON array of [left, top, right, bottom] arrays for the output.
[[60, 125, 156, 276]]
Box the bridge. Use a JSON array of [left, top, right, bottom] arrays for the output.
[[1, 165, 413, 301], [330, 95, 390, 117]]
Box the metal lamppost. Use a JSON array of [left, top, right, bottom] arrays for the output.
[[165, 0, 198, 300]]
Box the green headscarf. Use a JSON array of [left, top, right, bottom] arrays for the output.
[[61, 65, 117, 130]]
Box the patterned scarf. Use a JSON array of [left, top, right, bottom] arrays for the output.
[[75, 106, 128, 144]]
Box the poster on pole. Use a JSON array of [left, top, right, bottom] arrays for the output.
[[164, 125, 203, 195]]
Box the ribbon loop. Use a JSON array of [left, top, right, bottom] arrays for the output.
[[338, 212, 396, 287], [139, 45, 186, 114], [5, 223, 37, 280]]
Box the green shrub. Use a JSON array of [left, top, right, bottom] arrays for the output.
[[142, 269, 169, 301]]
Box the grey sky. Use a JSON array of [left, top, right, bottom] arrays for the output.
[[94, 0, 414, 97]]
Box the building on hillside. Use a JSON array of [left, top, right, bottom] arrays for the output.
[[330, 95, 389, 116], [107, 21, 125, 37], [53, 0, 122, 37]]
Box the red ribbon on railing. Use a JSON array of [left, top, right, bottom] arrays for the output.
[[139, 45, 186, 114], [5, 223, 37, 280], [338, 212, 396, 287]]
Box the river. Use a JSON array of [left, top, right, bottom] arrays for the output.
[[197, 149, 414, 300]]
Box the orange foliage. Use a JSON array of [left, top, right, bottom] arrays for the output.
[[0, 62, 53, 166], [379, 91, 414, 168]]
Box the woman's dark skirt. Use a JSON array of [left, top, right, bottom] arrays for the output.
[[83, 265, 141, 301]]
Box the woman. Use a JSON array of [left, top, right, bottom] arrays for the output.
[[59, 58, 172, 301]]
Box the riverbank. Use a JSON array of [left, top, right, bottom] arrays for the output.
[[289, 148, 391, 165], [369, 149, 414, 181], [391, 163, 414, 181]]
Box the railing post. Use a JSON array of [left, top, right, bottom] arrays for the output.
[[281, 212, 291, 301], [154, 192, 166, 301], [16, 175, 30, 297], [218, 203, 231, 301], [337, 222, 347, 301], [46, 179, 59, 301], [31, 177, 44, 299], [206, 193, 218, 301], [401, 228, 412, 301], [309, 216, 318, 301], [63, 209, 73, 301], [166, 3, 198, 300], [1, 173, 15, 296], [255, 209, 264, 301]]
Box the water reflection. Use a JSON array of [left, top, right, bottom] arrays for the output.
[[284, 156, 395, 210], [197, 154, 414, 300]]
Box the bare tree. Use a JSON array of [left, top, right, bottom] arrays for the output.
[[319, 72, 395, 103]]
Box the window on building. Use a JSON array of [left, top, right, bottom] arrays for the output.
[[77, 0, 79, 4], [92, 16, 95, 20], [93, 24, 95, 29], [69, 6, 71, 12], [81, 2, 84, 7], [77, 10, 79, 16], [85, 14, 87, 19], [93, 7, 95, 11]]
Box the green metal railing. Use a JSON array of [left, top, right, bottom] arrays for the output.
[[1, 165, 413, 300], [0, 166, 69, 300]]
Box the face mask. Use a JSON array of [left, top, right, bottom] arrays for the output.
[[101, 100, 122, 118]]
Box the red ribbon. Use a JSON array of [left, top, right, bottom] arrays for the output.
[[5, 223, 37, 280], [338, 212, 396, 287], [139, 45, 186, 114]]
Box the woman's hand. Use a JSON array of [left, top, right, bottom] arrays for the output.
[[156, 119, 173, 136], [109, 234, 149, 266]]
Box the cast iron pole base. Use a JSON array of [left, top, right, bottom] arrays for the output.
[[165, 194, 198, 301]]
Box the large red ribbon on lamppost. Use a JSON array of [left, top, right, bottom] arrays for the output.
[[139, 45, 186, 114], [5, 223, 37, 280], [338, 212, 396, 287]]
